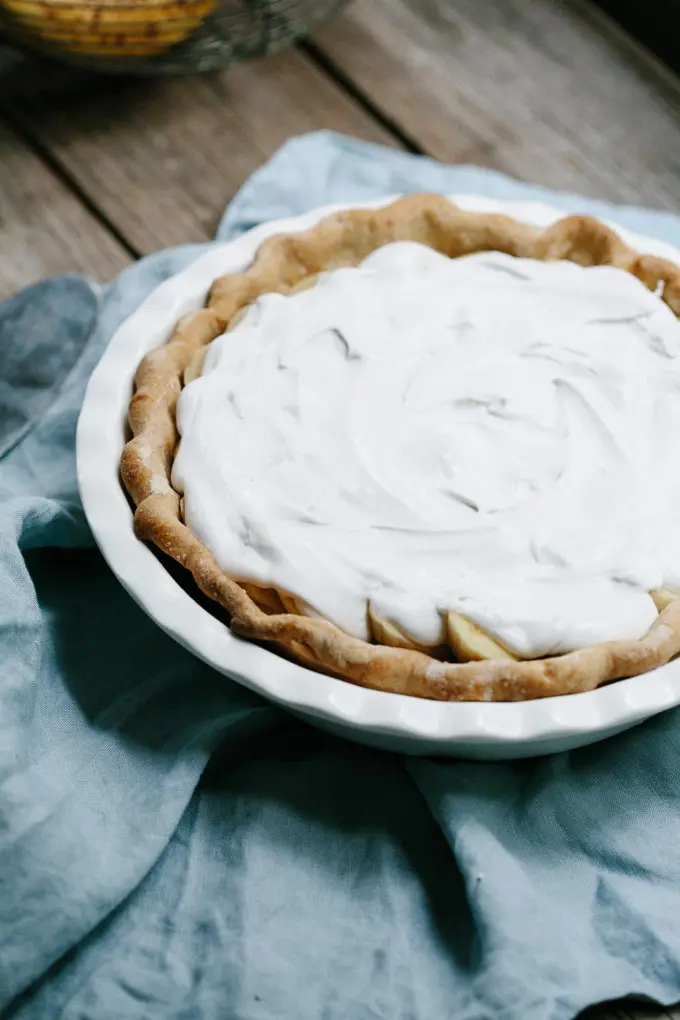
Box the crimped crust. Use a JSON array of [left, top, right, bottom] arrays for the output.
[[120, 194, 680, 701]]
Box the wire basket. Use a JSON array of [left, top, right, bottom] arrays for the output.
[[0, 0, 347, 74]]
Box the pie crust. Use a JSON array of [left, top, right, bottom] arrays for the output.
[[120, 194, 680, 701]]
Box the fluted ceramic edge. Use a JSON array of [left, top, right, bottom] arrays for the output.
[[76, 195, 680, 759]]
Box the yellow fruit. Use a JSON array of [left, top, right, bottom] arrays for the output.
[[447, 611, 517, 662], [367, 602, 449, 658], [0, 0, 216, 58], [651, 588, 680, 612], [368, 603, 423, 651]]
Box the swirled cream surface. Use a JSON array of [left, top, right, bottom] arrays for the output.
[[172, 242, 680, 657]]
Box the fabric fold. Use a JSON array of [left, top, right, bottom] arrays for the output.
[[3, 130, 680, 1020]]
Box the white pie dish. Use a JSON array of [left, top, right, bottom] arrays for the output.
[[77, 194, 680, 759]]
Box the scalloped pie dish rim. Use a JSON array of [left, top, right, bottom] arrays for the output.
[[77, 194, 680, 758]]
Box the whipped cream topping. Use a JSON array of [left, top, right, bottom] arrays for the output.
[[172, 241, 680, 657]]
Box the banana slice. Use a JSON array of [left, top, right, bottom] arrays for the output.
[[241, 583, 286, 615], [288, 274, 320, 295], [368, 603, 423, 651], [279, 592, 302, 614], [651, 588, 680, 612], [366, 603, 452, 659], [278, 592, 321, 618], [447, 611, 517, 662]]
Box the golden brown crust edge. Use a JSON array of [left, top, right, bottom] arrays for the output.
[[120, 193, 680, 702]]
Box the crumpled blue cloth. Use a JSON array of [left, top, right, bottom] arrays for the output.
[[3, 130, 680, 1020]]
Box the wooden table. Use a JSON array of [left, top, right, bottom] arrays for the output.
[[1, 2, 680, 1017]]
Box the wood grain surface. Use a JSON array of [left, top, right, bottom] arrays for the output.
[[0, 114, 130, 298], [0, 47, 396, 257], [311, 0, 680, 211], [2, 0, 679, 298], [0, 1, 679, 1017]]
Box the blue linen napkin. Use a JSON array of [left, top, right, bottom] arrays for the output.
[[3, 130, 680, 1020]]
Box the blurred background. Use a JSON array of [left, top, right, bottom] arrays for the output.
[[0, 0, 678, 300]]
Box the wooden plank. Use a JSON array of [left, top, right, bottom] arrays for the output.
[[0, 115, 130, 299], [311, 0, 680, 211], [0, 47, 398, 254]]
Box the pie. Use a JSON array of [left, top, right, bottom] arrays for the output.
[[120, 194, 680, 701]]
